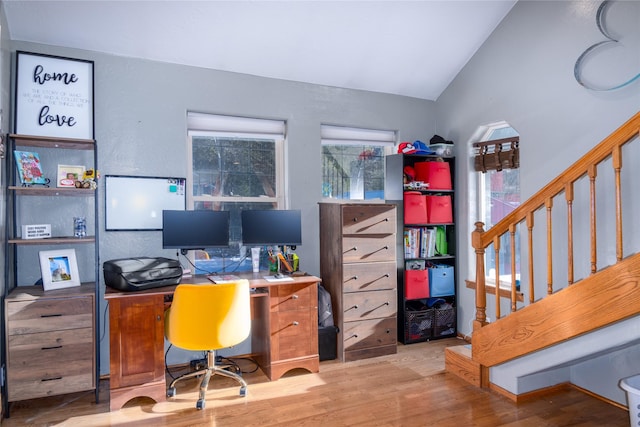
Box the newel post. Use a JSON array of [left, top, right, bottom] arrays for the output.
[[472, 222, 487, 330]]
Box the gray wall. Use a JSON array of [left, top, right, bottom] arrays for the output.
[[435, 0, 639, 402], [7, 40, 436, 374]]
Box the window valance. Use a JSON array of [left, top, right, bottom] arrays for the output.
[[473, 136, 519, 172]]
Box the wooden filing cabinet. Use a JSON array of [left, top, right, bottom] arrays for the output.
[[319, 203, 398, 362], [4, 285, 96, 403], [252, 281, 319, 380]]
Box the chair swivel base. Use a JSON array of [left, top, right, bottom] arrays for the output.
[[167, 350, 247, 410]]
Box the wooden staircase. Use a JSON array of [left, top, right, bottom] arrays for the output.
[[445, 112, 640, 400]]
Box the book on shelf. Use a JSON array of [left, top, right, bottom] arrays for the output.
[[14, 150, 47, 185], [404, 226, 438, 258]]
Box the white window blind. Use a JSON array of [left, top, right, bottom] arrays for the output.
[[321, 125, 396, 146], [187, 112, 286, 138]]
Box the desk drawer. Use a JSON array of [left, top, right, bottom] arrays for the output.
[[343, 317, 397, 352], [342, 289, 397, 322], [342, 234, 396, 263], [270, 282, 316, 312], [342, 205, 396, 235], [7, 297, 93, 335], [270, 310, 317, 360], [343, 262, 396, 293]]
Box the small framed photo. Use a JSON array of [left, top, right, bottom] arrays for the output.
[[39, 249, 81, 291], [57, 165, 85, 187]]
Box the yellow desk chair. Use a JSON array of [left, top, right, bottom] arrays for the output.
[[164, 280, 251, 410]]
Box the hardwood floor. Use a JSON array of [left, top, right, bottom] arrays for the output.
[[2, 338, 629, 426]]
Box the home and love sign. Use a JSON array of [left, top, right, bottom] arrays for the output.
[[14, 51, 94, 139]]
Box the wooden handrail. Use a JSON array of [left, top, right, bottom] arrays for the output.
[[472, 111, 640, 328], [471, 112, 640, 367]]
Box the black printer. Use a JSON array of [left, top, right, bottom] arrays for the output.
[[103, 257, 182, 292]]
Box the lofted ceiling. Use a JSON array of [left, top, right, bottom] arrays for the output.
[[1, 0, 517, 101]]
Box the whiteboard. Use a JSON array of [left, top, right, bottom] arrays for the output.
[[105, 175, 186, 231]]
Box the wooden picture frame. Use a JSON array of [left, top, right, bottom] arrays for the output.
[[57, 164, 85, 187], [39, 249, 81, 291], [14, 51, 94, 139]]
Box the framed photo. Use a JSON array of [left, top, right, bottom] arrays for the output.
[[39, 249, 81, 291], [57, 164, 85, 187], [14, 51, 94, 139]]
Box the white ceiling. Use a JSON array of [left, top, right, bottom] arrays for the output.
[[1, 0, 517, 101]]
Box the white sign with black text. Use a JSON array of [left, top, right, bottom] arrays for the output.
[[15, 51, 94, 139]]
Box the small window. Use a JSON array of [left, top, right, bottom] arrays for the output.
[[321, 125, 396, 200], [474, 123, 521, 287]]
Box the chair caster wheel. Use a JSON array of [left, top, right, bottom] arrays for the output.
[[167, 387, 176, 398], [196, 399, 205, 410], [239, 386, 247, 397]]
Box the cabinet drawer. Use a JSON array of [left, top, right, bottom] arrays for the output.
[[343, 317, 397, 351], [8, 372, 94, 402], [342, 205, 396, 235], [7, 297, 93, 335], [343, 289, 397, 322], [343, 262, 396, 293], [8, 328, 94, 368], [270, 310, 317, 360], [342, 234, 396, 263], [270, 282, 316, 312]]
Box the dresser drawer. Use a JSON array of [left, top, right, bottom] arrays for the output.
[[270, 282, 316, 312], [342, 234, 396, 263], [8, 371, 94, 402], [270, 310, 317, 360], [8, 328, 94, 368], [7, 297, 93, 335], [342, 205, 396, 235], [343, 262, 396, 293], [343, 289, 397, 322], [343, 317, 397, 352]]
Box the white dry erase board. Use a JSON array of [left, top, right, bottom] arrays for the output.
[[105, 175, 186, 231]]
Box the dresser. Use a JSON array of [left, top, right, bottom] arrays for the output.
[[4, 285, 96, 404], [319, 203, 397, 362]]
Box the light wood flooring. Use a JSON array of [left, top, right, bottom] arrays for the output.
[[2, 338, 630, 426]]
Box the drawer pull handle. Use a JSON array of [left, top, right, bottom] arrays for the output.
[[351, 276, 358, 280], [41, 345, 63, 350], [40, 314, 63, 318], [292, 321, 299, 326], [351, 334, 359, 339], [352, 217, 358, 222], [384, 273, 390, 278], [291, 294, 299, 300], [345, 246, 357, 253], [41, 377, 62, 382]]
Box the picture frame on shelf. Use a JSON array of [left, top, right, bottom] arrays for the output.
[[14, 51, 94, 139], [14, 150, 48, 186], [57, 164, 85, 187], [39, 249, 81, 291]]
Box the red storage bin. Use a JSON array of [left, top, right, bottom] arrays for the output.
[[426, 195, 453, 223], [405, 269, 429, 299], [404, 191, 428, 224], [415, 161, 452, 190]]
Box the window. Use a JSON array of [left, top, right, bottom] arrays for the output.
[[474, 123, 520, 287], [187, 112, 286, 273], [321, 125, 396, 200]]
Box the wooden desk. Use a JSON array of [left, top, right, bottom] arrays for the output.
[[104, 273, 320, 411]]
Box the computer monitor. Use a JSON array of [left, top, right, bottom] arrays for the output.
[[162, 210, 230, 252], [241, 209, 302, 247]]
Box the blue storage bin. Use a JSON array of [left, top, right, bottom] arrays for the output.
[[428, 264, 455, 296]]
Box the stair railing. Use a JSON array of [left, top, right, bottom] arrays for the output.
[[472, 112, 640, 333]]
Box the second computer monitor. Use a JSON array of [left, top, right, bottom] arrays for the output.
[[241, 209, 302, 247]]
